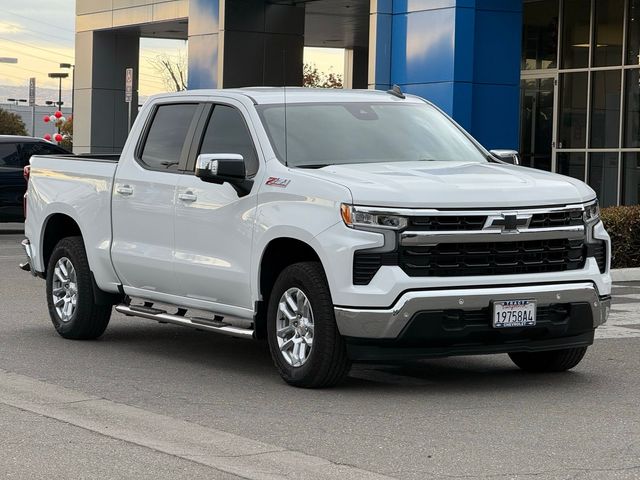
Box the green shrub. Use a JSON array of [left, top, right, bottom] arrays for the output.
[[600, 206, 640, 269]]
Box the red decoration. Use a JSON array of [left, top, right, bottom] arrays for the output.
[[43, 134, 52, 141], [54, 133, 63, 142], [43, 115, 50, 123], [54, 111, 62, 119]]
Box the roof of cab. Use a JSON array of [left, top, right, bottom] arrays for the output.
[[147, 87, 427, 105], [0, 135, 46, 143]]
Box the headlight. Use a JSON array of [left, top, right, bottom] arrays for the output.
[[583, 200, 600, 225], [340, 204, 408, 230]]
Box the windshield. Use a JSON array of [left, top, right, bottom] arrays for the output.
[[256, 102, 488, 168]]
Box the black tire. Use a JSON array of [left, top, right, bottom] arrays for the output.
[[267, 262, 351, 388], [46, 236, 111, 339], [509, 347, 588, 372]]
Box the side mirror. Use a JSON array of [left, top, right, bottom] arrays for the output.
[[490, 149, 521, 165], [195, 153, 253, 197]]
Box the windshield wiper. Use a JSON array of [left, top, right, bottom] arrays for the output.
[[296, 164, 333, 169]]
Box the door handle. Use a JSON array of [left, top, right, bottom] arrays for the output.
[[116, 185, 133, 196], [178, 191, 197, 202]]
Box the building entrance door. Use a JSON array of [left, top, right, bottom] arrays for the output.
[[520, 75, 557, 172]]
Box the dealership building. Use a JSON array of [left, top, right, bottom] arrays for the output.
[[75, 0, 640, 206]]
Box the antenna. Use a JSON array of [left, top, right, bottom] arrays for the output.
[[387, 84, 406, 99], [282, 50, 289, 167]]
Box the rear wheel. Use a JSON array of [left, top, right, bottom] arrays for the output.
[[267, 262, 351, 388], [46, 236, 111, 339], [509, 347, 588, 372]]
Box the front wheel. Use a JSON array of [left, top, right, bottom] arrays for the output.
[[267, 262, 351, 388], [46, 236, 112, 339], [508, 347, 588, 372]]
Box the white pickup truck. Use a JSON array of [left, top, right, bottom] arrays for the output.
[[21, 88, 612, 388]]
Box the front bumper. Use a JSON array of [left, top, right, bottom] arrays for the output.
[[335, 282, 610, 339]]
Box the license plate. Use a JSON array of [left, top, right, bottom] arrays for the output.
[[493, 300, 536, 328]]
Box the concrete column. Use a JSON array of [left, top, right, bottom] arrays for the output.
[[188, 0, 220, 88], [380, 0, 522, 150], [368, 0, 393, 90], [74, 31, 139, 153], [219, 0, 305, 88]]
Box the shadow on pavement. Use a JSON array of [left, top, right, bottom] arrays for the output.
[[17, 316, 600, 396]]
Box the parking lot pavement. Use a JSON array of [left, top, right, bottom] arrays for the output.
[[599, 282, 640, 339], [1, 226, 639, 479]]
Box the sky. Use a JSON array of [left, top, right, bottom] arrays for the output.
[[0, 1, 345, 104]]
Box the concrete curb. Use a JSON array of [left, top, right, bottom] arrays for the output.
[[611, 268, 640, 282]]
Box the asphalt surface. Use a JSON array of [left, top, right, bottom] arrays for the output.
[[1, 223, 639, 479]]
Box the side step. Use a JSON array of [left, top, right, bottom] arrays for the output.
[[114, 304, 254, 339]]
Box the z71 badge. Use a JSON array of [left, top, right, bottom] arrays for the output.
[[265, 177, 291, 188]]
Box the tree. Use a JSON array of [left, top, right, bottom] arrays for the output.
[[303, 63, 343, 89], [147, 52, 188, 91], [0, 107, 27, 135], [60, 115, 73, 150]]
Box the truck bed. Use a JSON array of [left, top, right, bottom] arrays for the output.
[[25, 154, 121, 291]]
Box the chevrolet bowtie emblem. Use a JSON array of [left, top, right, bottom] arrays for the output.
[[486, 214, 531, 232]]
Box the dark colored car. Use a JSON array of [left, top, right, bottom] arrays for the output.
[[0, 136, 69, 222]]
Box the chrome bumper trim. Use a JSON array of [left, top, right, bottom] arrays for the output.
[[334, 282, 609, 339], [400, 225, 585, 245]]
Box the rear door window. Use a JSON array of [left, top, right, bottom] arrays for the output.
[[140, 104, 198, 171], [19, 142, 68, 164], [0, 143, 21, 169]]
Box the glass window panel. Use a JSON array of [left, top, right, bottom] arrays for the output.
[[623, 153, 640, 204], [589, 152, 619, 207], [557, 152, 586, 180], [0, 143, 20, 168], [561, 0, 591, 68], [590, 70, 621, 148], [522, 0, 559, 70], [141, 104, 198, 171], [627, 0, 640, 65], [520, 78, 554, 171], [624, 68, 640, 147], [199, 105, 259, 177], [593, 0, 624, 67], [558, 72, 588, 148]]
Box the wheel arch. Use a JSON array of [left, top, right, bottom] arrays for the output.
[[41, 213, 83, 275], [254, 237, 326, 339]]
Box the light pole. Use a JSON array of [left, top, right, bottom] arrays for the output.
[[60, 63, 74, 120], [47, 72, 69, 133], [7, 98, 27, 106]]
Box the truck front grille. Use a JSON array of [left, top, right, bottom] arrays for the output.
[[529, 210, 583, 228], [399, 239, 585, 277], [408, 216, 486, 231]]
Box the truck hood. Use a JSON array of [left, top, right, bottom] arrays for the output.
[[302, 161, 596, 208]]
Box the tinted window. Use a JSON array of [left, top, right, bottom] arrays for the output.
[[199, 105, 258, 176], [141, 104, 198, 170], [522, 0, 558, 70], [20, 142, 68, 161], [258, 102, 488, 168], [0, 143, 20, 168], [561, 0, 591, 68]]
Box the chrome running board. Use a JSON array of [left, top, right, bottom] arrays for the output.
[[114, 304, 254, 339]]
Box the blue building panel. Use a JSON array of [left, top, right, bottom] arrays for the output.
[[188, 34, 219, 89], [386, 0, 522, 150], [472, 8, 522, 85], [187, 0, 219, 89], [391, 8, 457, 85], [472, 83, 520, 150]]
